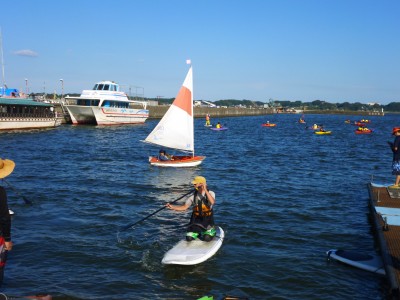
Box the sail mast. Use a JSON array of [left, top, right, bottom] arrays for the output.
[[0, 28, 5, 89], [187, 60, 194, 157]]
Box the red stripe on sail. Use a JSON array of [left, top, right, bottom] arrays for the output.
[[172, 86, 192, 116]]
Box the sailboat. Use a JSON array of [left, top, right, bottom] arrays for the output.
[[144, 66, 205, 167]]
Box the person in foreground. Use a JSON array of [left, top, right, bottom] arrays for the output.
[[0, 158, 15, 285], [166, 176, 216, 242], [389, 127, 400, 188]]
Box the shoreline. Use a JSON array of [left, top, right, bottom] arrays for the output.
[[54, 104, 385, 124]]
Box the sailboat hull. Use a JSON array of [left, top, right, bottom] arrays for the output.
[[148, 155, 205, 167]]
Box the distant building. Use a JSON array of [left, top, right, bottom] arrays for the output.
[[194, 100, 217, 107]]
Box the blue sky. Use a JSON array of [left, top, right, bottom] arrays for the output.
[[1, 0, 399, 104]]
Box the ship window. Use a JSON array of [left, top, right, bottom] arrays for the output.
[[103, 101, 110, 107], [98, 84, 104, 90], [104, 84, 110, 90], [93, 84, 99, 90]]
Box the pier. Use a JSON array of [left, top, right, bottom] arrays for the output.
[[368, 183, 400, 299], [148, 106, 272, 119], [54, 103, 273, 123]]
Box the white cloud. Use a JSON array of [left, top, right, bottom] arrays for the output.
[[14, 50, 38, 57]]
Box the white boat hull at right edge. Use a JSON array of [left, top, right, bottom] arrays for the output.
[[327, 249, 386, 275]]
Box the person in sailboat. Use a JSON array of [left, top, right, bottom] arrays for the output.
[[158, 149, 173, 161], [0, 159, 15, 285], [165, 176, 216, 242]]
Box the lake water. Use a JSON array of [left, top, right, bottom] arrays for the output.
[[0, 113, 395, 299]]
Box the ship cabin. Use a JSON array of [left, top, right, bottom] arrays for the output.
[[92, 81, 119, 92], [75, 81, 134, 109]]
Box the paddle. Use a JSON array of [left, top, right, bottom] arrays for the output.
[[2, 179, 32, 205], [120, 189, 194, 232]]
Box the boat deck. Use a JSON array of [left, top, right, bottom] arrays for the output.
[[368, 183, 400, 298]]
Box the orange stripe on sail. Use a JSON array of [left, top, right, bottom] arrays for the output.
[[173, 86, 192, 116]]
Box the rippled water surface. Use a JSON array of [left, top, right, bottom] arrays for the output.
[[0, 113, 396, 299]]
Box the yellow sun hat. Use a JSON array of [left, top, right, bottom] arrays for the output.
[[0, 159, 15, 179], [192, 176, 206, 185]]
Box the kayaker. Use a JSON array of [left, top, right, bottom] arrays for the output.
[[165, 176, 216, 242], [0, 158, 15, 285], [216, 122, 221, 129], [205, 114, 210, 126]]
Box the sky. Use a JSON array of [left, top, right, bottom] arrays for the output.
[[1, 0, 399, 104]]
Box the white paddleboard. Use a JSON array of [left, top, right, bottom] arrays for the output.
[[8, 209, 14, 215], [162, 226, 224, 265], [327, 249, 385, 275]]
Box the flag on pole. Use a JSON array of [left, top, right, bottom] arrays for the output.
[[186, 59, 191, 65]]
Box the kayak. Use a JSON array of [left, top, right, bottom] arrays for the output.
[[355, 129, 372, 134], [162, 226, 224, 265], [315, 131, 331, 135], [327, 249, 385, 275], [210, 127, 228, 131], [262, 123, 276, 127]]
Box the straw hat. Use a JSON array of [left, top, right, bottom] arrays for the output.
[[0, 159, 15, 179]]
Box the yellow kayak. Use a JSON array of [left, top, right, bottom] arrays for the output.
[[315, 131, 331, 135]]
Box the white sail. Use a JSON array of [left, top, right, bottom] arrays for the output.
[[145, 67, 194, 153]]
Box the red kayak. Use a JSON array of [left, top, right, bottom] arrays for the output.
[[355, 129, 372, 134]]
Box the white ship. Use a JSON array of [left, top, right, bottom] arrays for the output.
[[64, 81, 149, 125]]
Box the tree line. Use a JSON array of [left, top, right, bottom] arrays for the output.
[[40, 92, 399, 112], [151, 97, 399, 112]]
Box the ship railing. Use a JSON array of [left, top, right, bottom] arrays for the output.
[[0, 112, 56, 118]]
